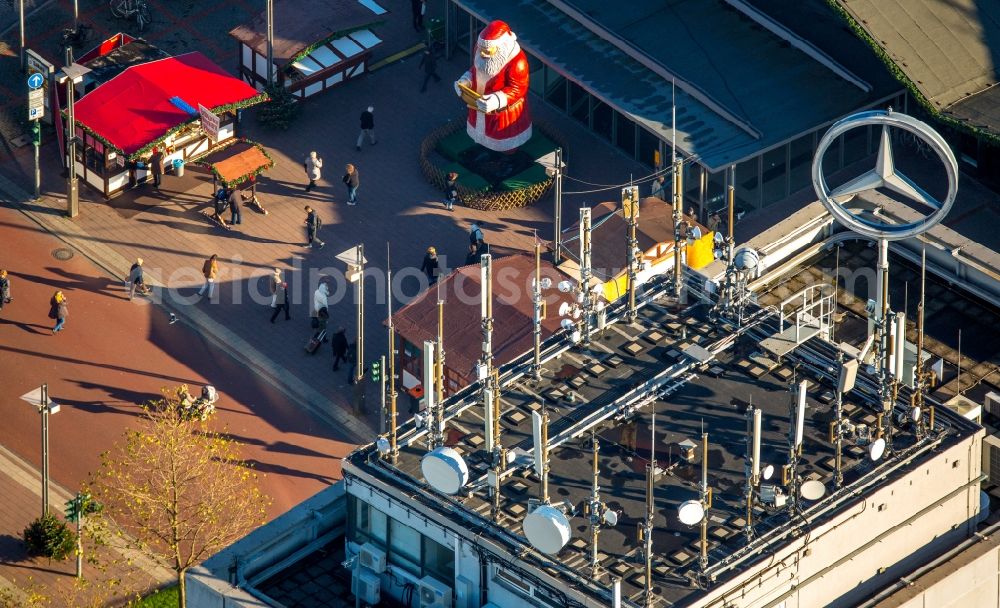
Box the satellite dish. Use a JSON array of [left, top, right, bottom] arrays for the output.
[[375, 437, 390, 455], [540, 277, 552, 290], [558, 280, 573, 293], [714, 232, 724, 244], [735, 249, 760, 271], [523, 504, 572, 554], [800, 479, 826, 501], [421, 447, 470, 495], [869, 438, 886, 461], [603, 509, 618, 527], [910, 407, 921, 423], [561, 319, 574, 331], [677, 500, 705, 526], [558, 302, 572, 317], [762, 464, 775, 481]]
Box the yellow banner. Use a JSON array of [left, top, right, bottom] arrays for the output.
[[603, 275, 628, 302]]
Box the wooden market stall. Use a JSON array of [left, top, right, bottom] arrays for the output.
[[71, 51, 267, 198], [229, 0, 387, 98], [192, 139, 275, 214]]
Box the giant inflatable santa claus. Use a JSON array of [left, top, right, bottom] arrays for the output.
[[454, 20, 532, 152]]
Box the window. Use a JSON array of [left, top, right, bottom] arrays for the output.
[[568, 80, 589, 126], [842, 125, 869, 167], [734, 156, 760, 212], [591, 100, 612, 141], [423, 536, 454, 582], [348, 495, 387, 547], [528, 54, 545, 96], [822, 135, 842, 175], [614, 111, 636, 157], [705, 169, 726, 215], [637, 126, 660, 169], [788, 134, 814, 197], [544, 71, 567, 110], [761, 145, 787, 207], [389, 518, 421, 574]]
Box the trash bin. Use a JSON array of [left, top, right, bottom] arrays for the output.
[[172, 158, 184, 177]]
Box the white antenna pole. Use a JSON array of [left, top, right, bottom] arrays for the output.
[[795, 380, 806, 450], [387, 243, 399, 463], [699, 431, 709, 571], [589, 431, 601, 575], [533, 235, 543, 379], [745, 401, 759, 540], [422, 340, 437, 446]]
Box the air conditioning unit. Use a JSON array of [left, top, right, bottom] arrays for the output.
[[358, 543, 386, 573], [985, 392, 1000, 419], [351, 569, 380, 605], [983, 434, 1000, 484], [419, 575, 453, 608]]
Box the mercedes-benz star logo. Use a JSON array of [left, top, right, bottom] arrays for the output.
[[811, 110, 958, 240]]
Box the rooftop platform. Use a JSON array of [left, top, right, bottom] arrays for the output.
[[346, 281, 981, 606]]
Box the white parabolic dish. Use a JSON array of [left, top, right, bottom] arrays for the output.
[[869, 438, 887, 461], [678, 500, 705, 526], [421, 447, 470, 495], [800, 479, 826, 501], [523, 505, 571, 555]]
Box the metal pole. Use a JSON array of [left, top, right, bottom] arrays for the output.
[[435, 298, 445, 445], [379, 355, 386, 435], [265, 0, 274, 87], [33, 121, 41, 199], [356, 244, 364, 386], [18, 0, 26, 72], [553, 148, 563, 264], [643, 461, 653, 607], [625, 186, 638, 323], [580, 207, 592, 344], [589, 432, 600, 575], [699, 432, 709, 571], [65, 48, 79, 218], [532, 240, 542, 379], [672, 157, 684, 300], [75, 503, 82, 578], [41, 383, 49, 517], [877, 238, 890, 435], [73, 0, 78, 30], [387, 243, 399, 463], [835, 350, 844, 488]]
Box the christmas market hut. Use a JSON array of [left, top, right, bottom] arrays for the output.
[[191, 139, 275, 214], [229, 0, 387, 98], [70, 51, 267, 198]]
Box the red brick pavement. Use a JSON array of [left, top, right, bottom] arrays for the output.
[[0, 9, 650, 437]]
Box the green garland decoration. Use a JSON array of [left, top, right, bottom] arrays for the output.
[[825, 0, 1000, 145], [64, 92, 271, 162], [189, 138, 275, 188], [285, 21, 386, 67]]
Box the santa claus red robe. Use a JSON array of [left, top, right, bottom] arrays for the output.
[[465, 51, 532, 151]]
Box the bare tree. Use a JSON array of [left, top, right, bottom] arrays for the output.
[[91, 388, 270, 607]]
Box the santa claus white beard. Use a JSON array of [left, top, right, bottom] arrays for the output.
[[473, 37, 519, 91]]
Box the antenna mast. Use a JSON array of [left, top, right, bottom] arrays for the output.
[[533, 237, 543, 379], [744, 403, 759, 540], [387, 243, 399, 462], [580, 207, 594, 344], [643, 413, 656, 607], [624, 185, 640, 323], [433, 295, 446, 447], [788, 379, 806, 512], [913, 248, 928, 437], [588, 431, 601, 576], [699, 431, 710, 572]]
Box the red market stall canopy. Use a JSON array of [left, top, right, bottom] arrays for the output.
[[73, 52, 267, 159], [193, 139, 274, 188]]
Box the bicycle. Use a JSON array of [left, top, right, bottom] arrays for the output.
[[61, 23, 93, 49], [109, 0, 151, 32]]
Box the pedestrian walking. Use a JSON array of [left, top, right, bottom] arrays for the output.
[[228, 186, 242, 225], [444, 171, 458, 211], [312, 283, 331, 338], [149, 147, 165, 190], [419, 49, 441, 93], [127, 258, 149, 299], [49, 290, 68, 334], [420, 247, 440, 284], [198, 254, 219, 298], [331, 326, 349, 371], [411, 0, 425, 31], [465, 243, 479, 266], [343, 164, 360, 205], [304, 151, 323, 192], [304, 205, 325, 248], [356, 106, 376, 151], [469, 222, 484, 247], [650, 175, 667, 199], [269, 268, 291, 323], [0, 270, 11, 315]]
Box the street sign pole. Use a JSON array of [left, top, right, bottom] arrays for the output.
[[28, 71, 44, 199], [41, 383, 50, 517], [32, 121, 40, 199], [63, 48, 80, 218], [18, 0, 26, 72]]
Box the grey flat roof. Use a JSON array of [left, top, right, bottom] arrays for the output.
[[837, 0, 1000, 110], [455, 0, 900, 170], [346, 286, 977, 605]]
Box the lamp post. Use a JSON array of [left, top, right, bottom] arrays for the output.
[[58, 55, 90, 219], [19, 384, 60, 518], [18, 0, 25, 72], [265, 0, 274, 86]]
